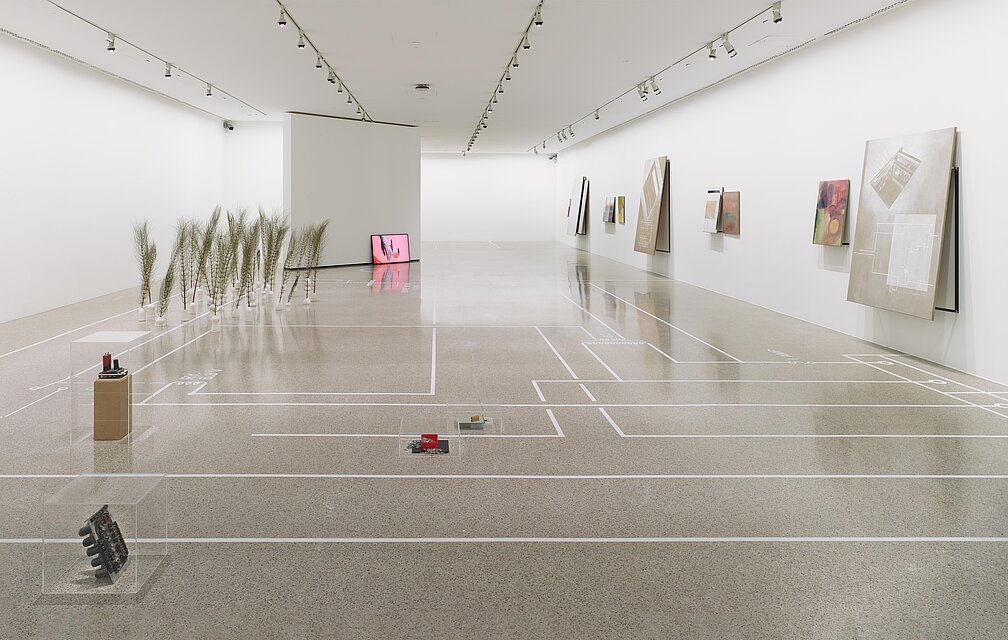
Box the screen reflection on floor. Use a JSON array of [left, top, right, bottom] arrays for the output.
[[372, 262, 411, 293]]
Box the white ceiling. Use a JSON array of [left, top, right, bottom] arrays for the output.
[[2, 0, 913, 153]]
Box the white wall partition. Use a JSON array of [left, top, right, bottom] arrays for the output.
[[222, 121, 283, 213], [0, 33, 225, 324], [555, 0, 1008, 383], [421, 154, 556, 242], [284, 113, 421, 266]]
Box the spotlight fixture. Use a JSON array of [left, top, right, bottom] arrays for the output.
[[637, 83, 647, 101], [498, 84, 504, 94], [772, 1, 783, 24], [488, 104, 493, 113], [561, 130, 568, 141], [557, 132, 563, 143], [347, 94, 352, 104], [482, 121, 488, 129], [568, 126, 575, 137], [206, 83, 212, 97], [327, 68, 336, 83], [542, 142, 547, 150], [511, 56, 519, 68], [315, 55, 323, 69], [534, 147, 539, 155], [505, 68, 512, 81], [164, 62, 172, 78], [297, 31, 305, 49], [649, 77, 661, 95], [721, 34, 737, 58], [278, 8, 287, 27], [594, 110, 600, 120], [708, 42, 717, 61], [534, 3, 543, 26], [522, 34, 531, 50], [337, 81, 344, 94], [356, 103, 362, 116], [106, 32, 115, 53]]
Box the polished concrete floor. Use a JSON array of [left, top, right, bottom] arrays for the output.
[[1, 242, 1007, 638]]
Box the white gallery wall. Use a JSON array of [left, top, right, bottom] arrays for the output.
[[421, 154, 556, 242], [0, 33, 281, 324], [284, 113, 421, 266], [222, 121, 283, 212], [555, 0, 1008, 383]]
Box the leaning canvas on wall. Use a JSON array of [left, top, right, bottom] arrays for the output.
[[603, 198, 615, 223], [846, 127, 957, 320], [617, 196, 626, 224], [812, 180, 850, 246], [577, 179, 590, 235], [703, 188, 723, 234], [565, 177, 587, 236], [721, 192, 741, 235], [634, 157, 669, 254]]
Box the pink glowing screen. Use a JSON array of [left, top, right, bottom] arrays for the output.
[[371, 234, 411, 264]]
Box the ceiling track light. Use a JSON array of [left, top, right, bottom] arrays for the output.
[[534, 147, 539, 155], [721, 34, 737, 57], [568, 126, 575, 137], [337, 81, 344, 94], [708, 42, 717, 61], [106, 32, 115, 53], [594, 110, 600, 120], [297, 32, 305, 49], [772, 1, 783, 24], [206, 83, 212, 97], [465, 1, 544, 153], [649, 77, 661, 95], [278, 8, 287, 27], [637, 83, 647, 101], [327, 68, 336, 83], [164, 62, 172, 78], [347, 94, 352, 104], [557, 132, 563, 143], [315, 55, 323, 69]]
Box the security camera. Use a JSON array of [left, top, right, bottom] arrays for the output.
[[223, 121, 235, 131]]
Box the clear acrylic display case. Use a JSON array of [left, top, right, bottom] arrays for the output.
[[42, 474, 167, 595], [450, 402, 505, 436], [69, 331, 154, 445], [398, 410, 463, 459]]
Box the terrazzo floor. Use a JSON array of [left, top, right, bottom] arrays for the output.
[[1, 242, 1006, 639]]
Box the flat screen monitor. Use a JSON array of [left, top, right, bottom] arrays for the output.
[[371, 234, 411, 264]]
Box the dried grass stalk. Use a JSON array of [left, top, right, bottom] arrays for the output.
[[236, 217, 260, 309], [193, 206, 221, 302], [174, 219, 194, 310], [133, 220, 157, 307]]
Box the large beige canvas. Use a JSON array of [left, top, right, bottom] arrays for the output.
[[634, 156, 669, 254], [847, 127, 956, 320]]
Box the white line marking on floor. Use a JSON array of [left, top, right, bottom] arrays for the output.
[[578, 326, 598, 340], [14, 472, 1008, 480], [536, 379, 916, 385], [598, 407, 626, 437], [488, 241, 502, 249], [579, 383, 597, 402], [430, 327, 437, 394], [0, 295, 182, 361], [535, 326, 578, 379], [546, 409, 564, 437], [134, 330, 213, 375], [150, 402, 994, 409], [847, 355, 1008, 420], [589, 284, 741, 362], [0, 387, 66, 420], [138, 382, 176, 406], [9, 536, 1008, 544], [559, 294, 626, 340], [582, 344, 622, 381], [648, 343, 680, 363], [532, 381, 545, 402], [251, 433, 560, 439]]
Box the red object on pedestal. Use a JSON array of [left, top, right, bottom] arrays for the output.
[[420, 434, 438, 450]]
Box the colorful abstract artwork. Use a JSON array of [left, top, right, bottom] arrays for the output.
[[703, 188, 723, 234], [721, 191, 741, 235], [603, 197, 615, 223], [813, 180, 850, 246], [371, 234, 410, 264], [847, 127, 957, 320], [616, 196, 626, 224]]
